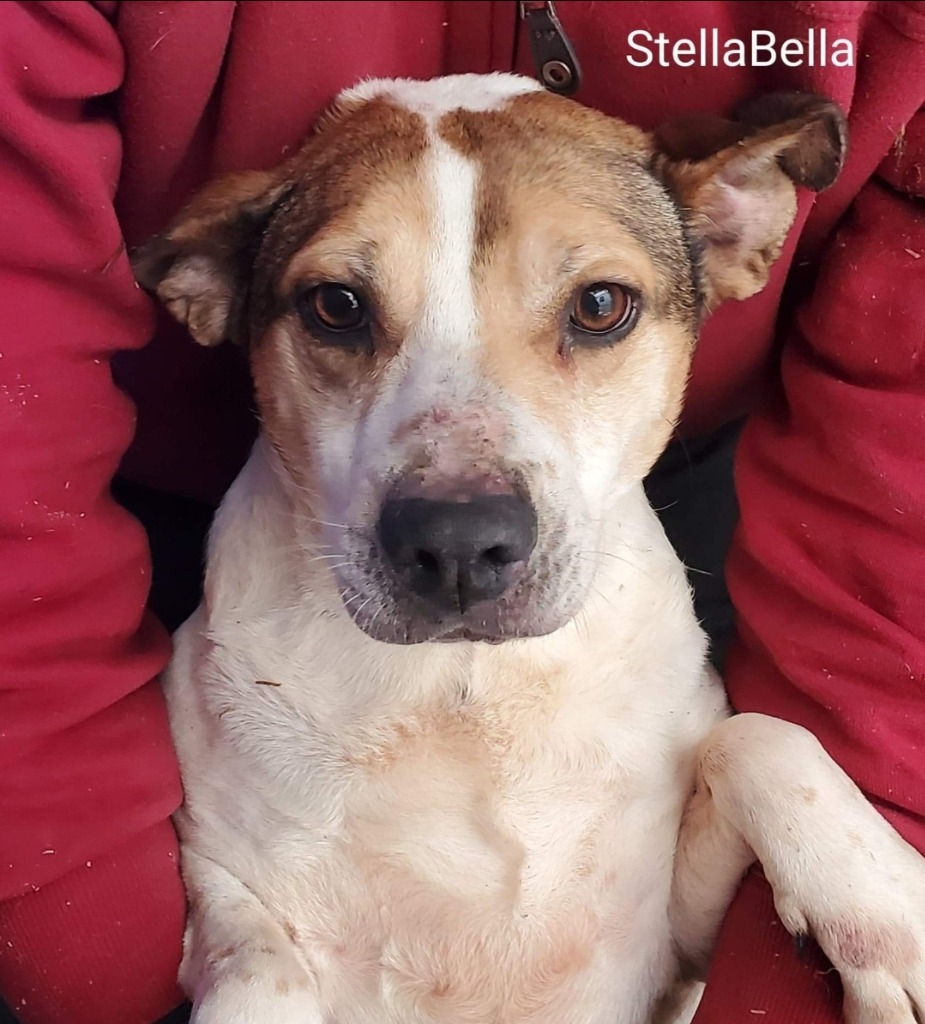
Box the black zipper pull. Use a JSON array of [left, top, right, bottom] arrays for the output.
[[519, 1, 582, 96]]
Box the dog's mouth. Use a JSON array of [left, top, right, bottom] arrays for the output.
[[412, 612, 528, 646], [436, 629, 507, 645], [344, 579, 544, 646], [329, 489, 539, 643], [327, 529, 587, 647], [316, 474, 593, 645]]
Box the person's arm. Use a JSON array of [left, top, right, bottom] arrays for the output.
[[694, 106, 925, 1020], [0, 4, 186, 1022]]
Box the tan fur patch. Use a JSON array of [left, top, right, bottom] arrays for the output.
[[247, 99, 432, 494], [434, 91, 700, 482]]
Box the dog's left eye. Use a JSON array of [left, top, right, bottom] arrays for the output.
[[297, 284, 371, 347], [569, 283, 638, 342]]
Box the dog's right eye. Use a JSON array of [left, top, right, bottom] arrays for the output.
[[568, 283, 638, 342], [296, 284, 372, 348]]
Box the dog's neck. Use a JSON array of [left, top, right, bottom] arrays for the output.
[[201, 438, 707, 711]]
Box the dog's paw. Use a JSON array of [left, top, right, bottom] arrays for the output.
[[190, 975, 320, 1024], [700, 715, 925, 1023], [770, 820, 925, 1024], [187, 941, 320, 1024]]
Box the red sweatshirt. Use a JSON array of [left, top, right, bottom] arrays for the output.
[[0, 2, 923, 1022]]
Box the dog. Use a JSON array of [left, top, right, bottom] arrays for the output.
[[135, 74, 925, 1024]]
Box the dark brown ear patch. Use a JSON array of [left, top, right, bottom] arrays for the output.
[[653, 92, 848, 309], [734, 92, 847, 191], [131, 172, 291, 346], [653, 115, 748, 164]]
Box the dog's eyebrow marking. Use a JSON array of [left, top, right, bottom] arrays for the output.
[[283, 245, 379, 295], [556, 244, 646, 291]]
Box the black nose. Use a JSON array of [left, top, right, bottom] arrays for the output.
[[377, 495, 537, 613]]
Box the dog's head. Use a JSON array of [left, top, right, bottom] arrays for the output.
[[135, 74, 845, 644]]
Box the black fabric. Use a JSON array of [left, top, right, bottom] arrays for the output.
[[0, 421, 741, 1024], [645, 418, 743, 672], [0, 1001, 193, 1024], [111, 478, 215, 634], [156, 1004, 191, 1023]]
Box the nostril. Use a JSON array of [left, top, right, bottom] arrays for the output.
[[483, 545, 513, 567], [414, 550, 440, 575]]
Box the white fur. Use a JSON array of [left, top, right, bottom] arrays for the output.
[[341, 73, 543, 119], [171, 448, 720, 1024], [421, 135, 479, 360], [166, 76, 925, 1024]]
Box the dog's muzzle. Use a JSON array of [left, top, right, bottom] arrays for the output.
[[376, 493, 538, 617]]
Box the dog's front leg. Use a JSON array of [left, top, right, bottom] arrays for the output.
[[671, 714, 925, 1024], [180, 850, 322, 1024]]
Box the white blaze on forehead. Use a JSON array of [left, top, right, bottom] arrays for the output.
[[322, 74, 548, 513], [358, 76, 533, 400], [320, 120, 490, 518], [422, 137, 478, 359], [359, 133, 481, 450], [338, 73, 543, 119], [334, 73, 544, 375]]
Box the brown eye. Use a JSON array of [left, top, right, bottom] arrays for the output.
[[305, 283, 368, 332], [569, 283, 637, 339]]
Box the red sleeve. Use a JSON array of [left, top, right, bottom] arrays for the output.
[[694, 108, 925, 1021], [0, 4, 185, 1021]]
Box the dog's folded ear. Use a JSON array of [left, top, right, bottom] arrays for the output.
[[131, 171, 291, 346], [652, 92, 847, 309]]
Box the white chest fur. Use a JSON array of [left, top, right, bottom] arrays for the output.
[[165, 447, 725, 1024]]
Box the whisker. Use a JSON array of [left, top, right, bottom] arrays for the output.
[[590, 585, 617, 612], [315, 562, 352, 574], [575, 549, 655, 584], [572, 607, 591, 645], [576, 550, 640, 570], [365, 603, 386, 638], [292, 514, 351, 531]]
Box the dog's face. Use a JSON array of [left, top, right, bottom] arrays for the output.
[[136, 75, 845, 644]]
